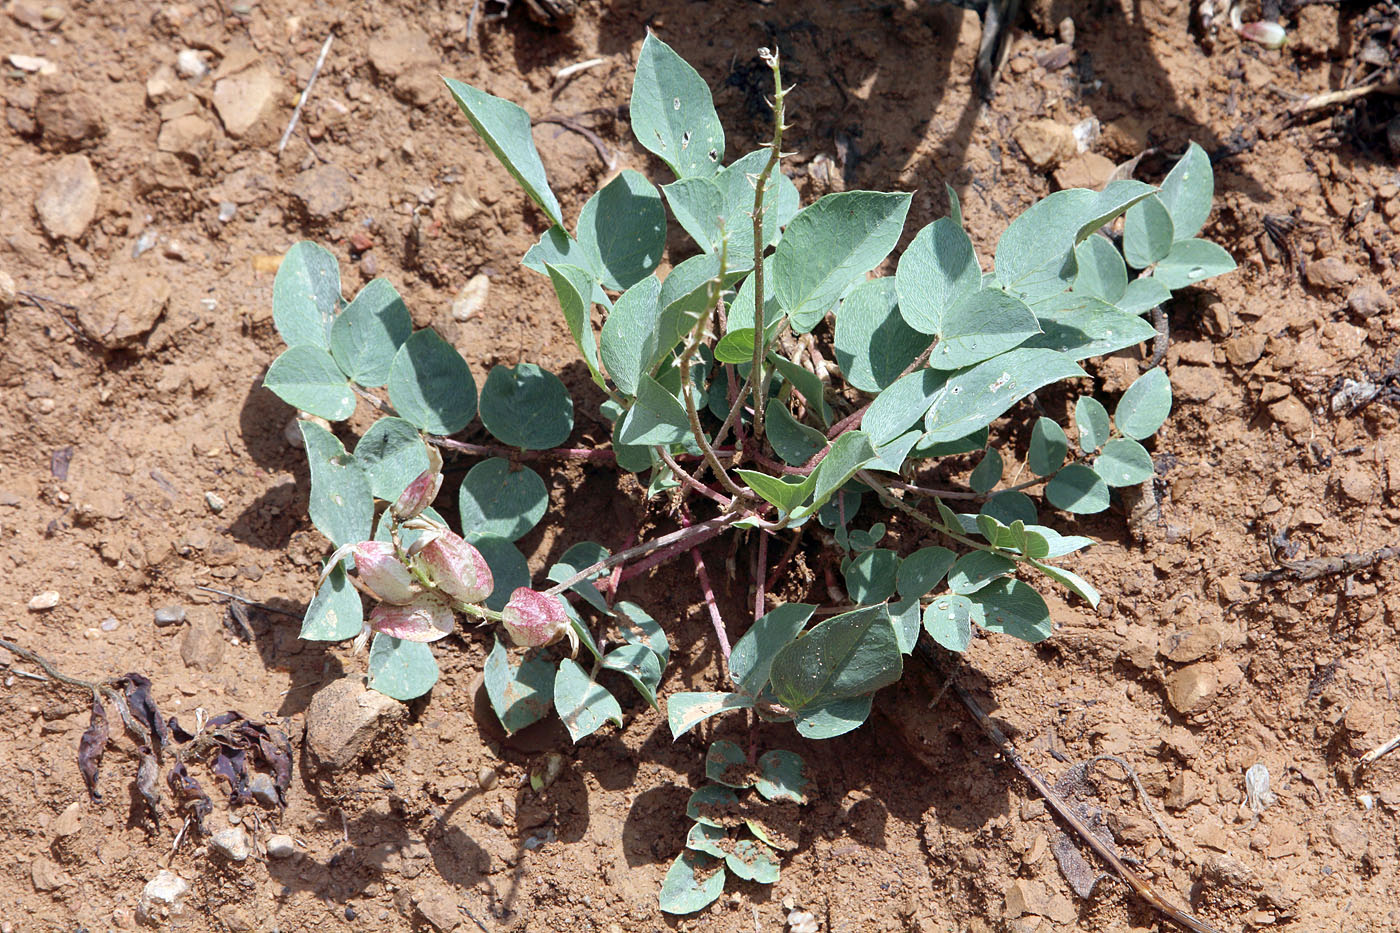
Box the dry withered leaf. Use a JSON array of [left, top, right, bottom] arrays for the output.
[[135, 745, 162, 827], [76, 694, 109, 801], [166, 762, 212, 832], [119, 674, 170, 754]]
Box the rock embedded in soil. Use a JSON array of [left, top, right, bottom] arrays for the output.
[[451, 274, 490, 322], [28, 591, 60, 611], [305, 677, 407, 772], [180, 612, 225, 671], [35, 153, 99, 240], [266, 834, 296, 859], [1347, 282, 1392, 319], [1165, 769, 1205, 809], [1267, 396, 1312, 439], [31, 855, 70, 891], [157, 114, 213, 161], [0, 270, 15, 310], [212, 62, 280, 141], [139, 871, 189, 920], [290, 164, 354, 220], [1012, 119, 1077, 170], [1161, 624, 1222, 663], [367, 28, 436, 78], [78, 263, 171, 349], [153, 605, 186, 627], [52, 801, 83, 837], [412, 886, 461, 932], [36, 88, 106, 148], [210, 826, 251, 862], [248, 772, 278, 808], [1166, 661, 1220, 714], [1052, 151, 1115, 191], [1304, 256, 1358, 291]]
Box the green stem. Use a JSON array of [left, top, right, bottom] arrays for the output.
[[457, 602, 505, 624], [746, 47, 786, 442], [855, 470, 1024, 563]]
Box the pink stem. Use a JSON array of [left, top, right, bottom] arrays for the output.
[[681, 508, 731, 661]]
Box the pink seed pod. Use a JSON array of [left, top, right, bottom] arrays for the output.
[[368, 591, 457, 643], [322, 540, 419, 605], [391, 466, 443, 521], [1238, 20, 1286, 48], [501, 588, 577, 655], [415, 531, 494, 605]]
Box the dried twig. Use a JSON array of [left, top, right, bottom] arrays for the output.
[[194, 584, 301, 618], [553, 57, 607, 85], [279, 33, 335, 155], [1361, 733, 1400, 767], [1243, 545, 1400, 583], [534, 115, 616, 170], [0, 637, 150, 747]]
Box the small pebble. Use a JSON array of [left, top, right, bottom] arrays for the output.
[[100, 617, 120, 632], [344, 906, 356, 921], [162, 240, 188, 261], [248, 772, 279, 808], [28, 591, 60, 611], [205, 491, 225, 513], [175, 49, 208, 79], [132, 230, 159, 257], [217, 202, 237, 223], [210, 826, 251, 862], [265, 834, 296, 859], [477, 766, 498, 791], [153, 605, 186, 627], [0, 271, 16, 310], [359, 253, 378, 277]]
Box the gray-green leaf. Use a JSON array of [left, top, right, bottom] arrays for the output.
[[328, 278, 412, 387], [272, 241, 341, 350], [897, 547, 957, 600], [300, 420, 373, 548], [833, 278, 927, 392], [922, 349, 1087, 444], [1123, 195, 1175, 269], [1116, 366, 1172, 440], [730, 603, 814, 696], [554, 657, 622, 743], [1045, 463, 1110, 513], [483, 638, 555, 734], [458, 458, 548, 541], [971, 577, 1053, 643], [479, 363, 573, 449], [924, 288, 1042, 371], [1157, 141, 1213, 242], [599, 275, 662, 397], [1074, 396, 1110, 451], [367, 634, 439, 700], [1071, 235, 1127, 304], [443, 77, 564, 227], [354, 417, 429, 502], [774, 191, 912, 332], [467, 534, 530, 611], [1094, 437, 1155, 487], [969, 448, 1002, 494], [387, 330, 478, 435], [793, 696, 873, 739], [768, 605, 902, 711], [895, 217, 981, 334], [659, 851, 726, 915], [300, 564, 362, 641], [1153, 238, 1236, 289], [756, 749, 810, 803], [264, 346, 356, 421], [922, 593, 974, 652], [630, 33, 724, 179], [947, 551, 1016, 595], [667, 692, 756, 739], [576, 169, 667, 290], [842, 548, 899, 605], [1028, 417, 1068, 475], [617, 374, 690, 446]]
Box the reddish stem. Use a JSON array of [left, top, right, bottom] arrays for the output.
[[826, 402, 871, 439], [681, 508, 731, 661]]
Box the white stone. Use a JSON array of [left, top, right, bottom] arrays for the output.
[[139, 871, 189, 920], [28, 591, 60, 611], [210, 826, 251, 862], [175, 49, 208, 79], [265, 834, 296, 859]]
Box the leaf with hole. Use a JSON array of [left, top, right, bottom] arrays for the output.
[[631, 33, 724, 179], [922, 349, 1086, 444]]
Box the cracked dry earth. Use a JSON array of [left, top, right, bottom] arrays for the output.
[[2, 0, 1399, 931]]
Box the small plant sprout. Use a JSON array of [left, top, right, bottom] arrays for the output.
[[262, 33, 1234, 912]]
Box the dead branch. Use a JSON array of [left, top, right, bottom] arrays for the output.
[[1243, 545, 1400, 583]]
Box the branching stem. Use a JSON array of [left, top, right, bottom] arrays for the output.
[[746, 47, 786, 442]]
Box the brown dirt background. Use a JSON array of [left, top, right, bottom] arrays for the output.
[[3, 0, 1400, 930]]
